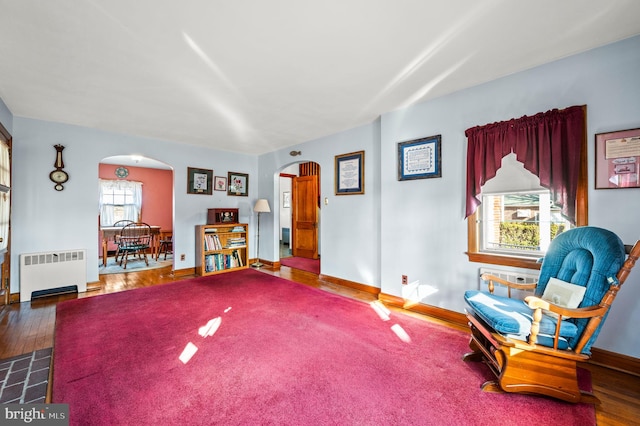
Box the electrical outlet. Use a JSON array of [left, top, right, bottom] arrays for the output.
[[180, 254, 186, 261], [402, 275, 408, 285]]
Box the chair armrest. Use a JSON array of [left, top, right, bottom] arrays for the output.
[[481, 273, 537, 296], [524, 296, 609, 351], [524, 296, 608, 319]]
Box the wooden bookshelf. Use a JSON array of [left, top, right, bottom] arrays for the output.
[[195, 223, 249, 276]]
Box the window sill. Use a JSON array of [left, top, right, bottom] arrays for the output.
[[466, 252, 542, 270]]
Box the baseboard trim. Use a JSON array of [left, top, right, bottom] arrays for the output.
[[377, 292, 640, 376], [173, 267, 196, 277], [378, 292, 468, 329], [319, 274, 381, 295], [590, 347, 640, 377]]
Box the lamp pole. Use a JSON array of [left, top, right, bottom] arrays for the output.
[[251, 199, 270, 268]]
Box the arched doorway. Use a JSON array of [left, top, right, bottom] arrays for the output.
[[98, 155, 174, 273], [278, 161, 321, 274]]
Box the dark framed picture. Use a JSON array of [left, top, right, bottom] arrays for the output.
[[335, 150, 364, 195], [214, 176, 227, 191], [228, 172, 249, 196], [595, 128, 640, 189], [187, 167, 213, 195], [397, 135, 441, 181]]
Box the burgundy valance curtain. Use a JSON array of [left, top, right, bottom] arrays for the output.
[[465, 105, 585, 224]]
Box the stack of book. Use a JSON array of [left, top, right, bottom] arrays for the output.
[[226, 236, 246, 248]]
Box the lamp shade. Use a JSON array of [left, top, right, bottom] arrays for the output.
[[253, 199, 271, 213]]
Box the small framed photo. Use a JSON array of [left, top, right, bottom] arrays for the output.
[[397, 135, 442, 181], [282, 191, 291, 208], [228, 172, 249, 196], [187, 167, 213, 195], [595, 128, 640, 189], [214, 176, 227, 191], [335, 150, 364, 195]]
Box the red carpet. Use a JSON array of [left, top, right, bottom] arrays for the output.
[[280, 256, 320, 274], [53, 270, 595, 425]]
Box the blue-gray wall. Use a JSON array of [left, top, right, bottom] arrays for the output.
[[10, 117, 258, 293], [2, 35, 639, 358], [259, 35, 640, 357]]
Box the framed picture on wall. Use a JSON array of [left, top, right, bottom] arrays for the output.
[[228, 172, 249, 196], [595, 128, 640, 189], [397, 135, 441, 181], [214, 176, 227, 191], [187, 167, 213, 195], [335, 150, 364, 195], [283, 191, 291, 208]]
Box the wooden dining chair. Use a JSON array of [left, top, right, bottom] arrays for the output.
[[112, 220, 134, 263], [118, 222, 152, 269], [156, 233, 172, 260]]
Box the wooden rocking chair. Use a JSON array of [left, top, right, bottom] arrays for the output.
[[463, 226, 640, 404]]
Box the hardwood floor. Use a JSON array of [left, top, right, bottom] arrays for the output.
[[1, 265, 638, 425]]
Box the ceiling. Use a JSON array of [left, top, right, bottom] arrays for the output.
[[1, 1, 640, 155]]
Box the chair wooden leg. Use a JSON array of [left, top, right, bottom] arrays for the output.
[[480, 381, 504, 393], [462, 337, 485, 362], [496, 346, 590, 403], [465, 318, 597, 404]]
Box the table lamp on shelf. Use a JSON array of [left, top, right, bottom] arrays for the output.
[[252, 198, 271, 268]]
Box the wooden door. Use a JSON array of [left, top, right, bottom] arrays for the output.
[[292, 175, 318, 259]]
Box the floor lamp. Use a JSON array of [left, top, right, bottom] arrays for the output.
[[252, 199, 271, 268]]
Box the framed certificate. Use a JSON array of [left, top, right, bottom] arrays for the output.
[[595, 128, 640, 189], [397, 135, 441, 181], [335, 151, 364, 195]]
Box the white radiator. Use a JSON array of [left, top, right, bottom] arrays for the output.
[[20, 249, 87, 302], [478, 267, 539, 298]]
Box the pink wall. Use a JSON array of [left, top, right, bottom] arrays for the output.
[[99, 164, 173, 254]]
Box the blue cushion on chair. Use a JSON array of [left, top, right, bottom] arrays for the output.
[[465, 290, 578, 349], [535, 227, 625, 353], [465, 227, 626, 355]]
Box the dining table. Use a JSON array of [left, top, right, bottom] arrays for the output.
[[100, 225, 161, 266]]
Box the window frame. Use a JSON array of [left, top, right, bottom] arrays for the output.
[[99, 179, 143, 226], [466, 115, 589, 269]]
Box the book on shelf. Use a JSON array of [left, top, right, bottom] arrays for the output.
[[231, 226, 246, 232], [226, 237, 246, 248], [205, 251, 244, 272], [204, 234, 224, 251]]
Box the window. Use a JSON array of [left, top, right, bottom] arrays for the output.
[[479, 190, 572, 258], [468, 154, 578, 266], [0, 140, 9, 252], [99, 179, 142, 226], [465, 106, 588, 268]]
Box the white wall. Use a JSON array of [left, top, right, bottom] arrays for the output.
[[10, 117, 258, 292], [259, 120, 381, 287], [259, 35, 640, 358], [4, 35, 639, 358]]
